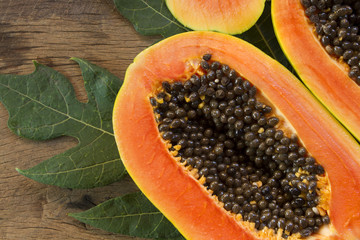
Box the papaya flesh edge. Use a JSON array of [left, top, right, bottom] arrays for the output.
[[165, 0, 266, 35], [112, 31, 360, 240], [271, 0, 360, 143]]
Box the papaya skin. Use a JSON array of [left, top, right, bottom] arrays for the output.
[[165, 0, 266, 35], [272, 0, 360, 143], [113, 31, 360, 239]]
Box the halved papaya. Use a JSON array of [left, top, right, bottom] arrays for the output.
[[165, 0, 266, 35], [113, 31, 360, 239], [272, 0, 360, 142]]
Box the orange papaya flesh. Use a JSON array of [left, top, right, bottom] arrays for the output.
[[113, 31, 360, 239], [271, 0, 360, 143], [165, 0, 266, 35], [148, 55, 333, 239]]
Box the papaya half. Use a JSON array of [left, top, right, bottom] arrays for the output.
[[113, 31, 360, 239], [165, 0, 266, 35], [272, 0, 360, 142]]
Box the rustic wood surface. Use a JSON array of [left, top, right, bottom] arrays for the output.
[[0, 0, 161, 239]]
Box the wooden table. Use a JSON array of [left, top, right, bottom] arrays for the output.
[[0, 1, 160, 239]]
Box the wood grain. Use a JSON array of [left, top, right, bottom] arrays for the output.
[[0, 0, 160, 239]]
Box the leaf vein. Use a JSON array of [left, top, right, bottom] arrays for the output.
[[140, 0, 188, 31], [23, 158, 120, 176], [74, 211, 163, 220], [0, 82, 114, 136]]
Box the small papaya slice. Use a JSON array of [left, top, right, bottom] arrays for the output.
[[113, 31, 360, 239], [165, 0, 266, 35], [272, 0, 360, 142]]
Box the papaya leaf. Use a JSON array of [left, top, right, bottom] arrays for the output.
[[69, 192, 185, 240], [0, 58, 126, 189], [113, 0, 190, 38]]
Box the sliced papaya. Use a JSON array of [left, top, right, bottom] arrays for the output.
[[272, 0, 360, 142], [165, 0, 266, 35], [113, 31, 360, 239]]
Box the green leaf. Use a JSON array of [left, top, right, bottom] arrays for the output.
[[113, 0, 190, 38], [69, 192, 185, 240], [236, 1, 293, 71], [0, 58, 126, 188]]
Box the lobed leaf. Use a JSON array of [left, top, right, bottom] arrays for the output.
[[69, 192, 185, 239], [0, 58, 126, 188]]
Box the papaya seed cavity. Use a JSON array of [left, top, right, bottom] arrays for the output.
[[149, 54, 331, 239]]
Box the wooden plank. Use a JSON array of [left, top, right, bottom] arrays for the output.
[[0, 0, 160, 239]]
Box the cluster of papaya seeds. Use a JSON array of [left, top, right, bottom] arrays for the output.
[[301, 0, 360, 85], [113, 32, 360, 239], [151, 53, 330, 239], [272, 0, 360, 143]]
